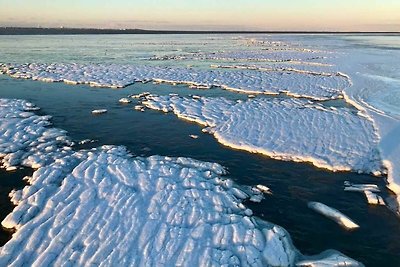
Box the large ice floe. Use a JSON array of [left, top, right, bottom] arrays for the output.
[[140, 94, 382, 174], [0, 62, 350, 100], [149, 50, 330, 64], [0, 98, 362, 266]]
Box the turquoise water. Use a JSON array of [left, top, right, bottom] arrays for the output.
[[0, 75, 399, 266]]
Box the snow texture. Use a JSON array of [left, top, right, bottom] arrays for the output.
[[0, 98, 308, 266], [140, 94, 382, 174], [0, 62, 350, 100]]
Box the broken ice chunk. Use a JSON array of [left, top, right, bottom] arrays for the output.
[[344, 181, 380, 192], [255, 184, 272, 194], [308, 202, 359, 230], [364, 191, 385, 205], [119, 97, 131, 104], [91, 109, 107, 115]]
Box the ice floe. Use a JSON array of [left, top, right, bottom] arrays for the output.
[[149, 50, 329, 64], [344, 182, 380, 192], [0, 62, 350, 100], [139, 94, 382, 174], [91, 109, 107, 114], [255, 185, 272, 195], [0, 99, 72, 171], [308, 202, 360, 230], [118, 97, 131, 104], [0, 98, 362, 266], [364, 191, 385, 206]]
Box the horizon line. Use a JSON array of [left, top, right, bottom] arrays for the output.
[[1, 26, 400, 35]]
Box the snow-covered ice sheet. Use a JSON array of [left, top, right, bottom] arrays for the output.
[[149, 50, 330, 63], [0, 62, 350, 100], [340, 51, 400, 214], [0, 98, 362, 266], [140, 94, 382, 174]]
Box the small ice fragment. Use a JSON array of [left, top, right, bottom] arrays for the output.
[[196, 85, 211, 89], [169, 93, 179, 97], [308, 202, 359, 230], [78, 139, 96, 145], [192, 95, 201, 100], [244, 209, 253, 216], [189, 135, 199, 139], [134, 105, 145, 111], [364, 191, 385, 205], [344, 182, 380, 192], [255, 185, 272, 194], [91, 109, 107, 115], [248, 94, 256, 98], [296, 250, 363, 267], [249, 195, 263, 203], [6, 166, 17, 171], [119, 98, 131, 104], [130, 92, 150, 99], [201, 127, 215, 134]]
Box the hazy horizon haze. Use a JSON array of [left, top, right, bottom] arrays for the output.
[[1, 0, 400, 31]]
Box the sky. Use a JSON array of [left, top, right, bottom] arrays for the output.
[[1, 0, 400, 31]]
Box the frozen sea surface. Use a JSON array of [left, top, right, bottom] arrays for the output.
[[0, 62, 350, 100], [0, 98, 365, 266], [0, 76, 399, 266], [1, 34, 400, 265], [139, 94, 382, 175]]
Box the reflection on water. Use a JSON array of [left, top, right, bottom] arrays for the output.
[[0, 76, 399, 266]]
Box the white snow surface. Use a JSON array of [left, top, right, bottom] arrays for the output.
[[140, 94, 382, 174], [296, 250, 364, 267], [307, 202, 359, 230], [0, 62, 350, 100], [0, 98, 363, 266]]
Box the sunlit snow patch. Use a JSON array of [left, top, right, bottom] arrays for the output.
[[0, 62, 350, 100], [308, 202, 360, 230], [139, 94, 382, 175]]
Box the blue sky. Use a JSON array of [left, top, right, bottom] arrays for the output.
[[1, 0, 399, 31]]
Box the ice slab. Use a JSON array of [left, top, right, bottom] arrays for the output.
[[308, 202, 359, 230], [118, 97, 131, 104], [0, 99, 72, 170], [0, 98, 360, 266], [0, 62, 350, 100], [91, 109, 107, 114], [150, 50, 330, 64], [364, 191, 385, 206], [140, 95, 382, 175]]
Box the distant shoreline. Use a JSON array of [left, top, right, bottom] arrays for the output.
[[1, 27, 399, 35]]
